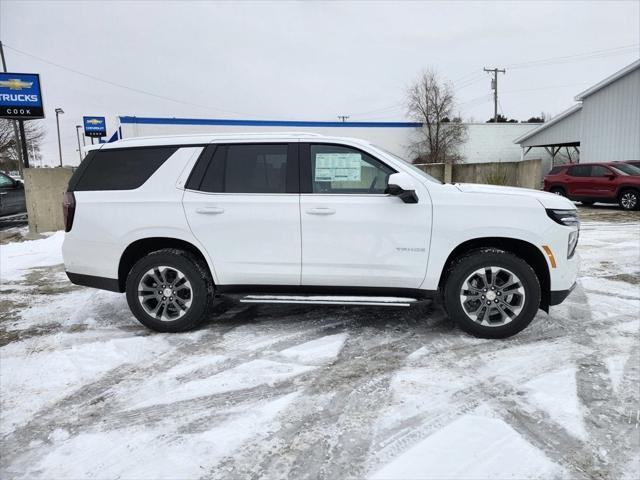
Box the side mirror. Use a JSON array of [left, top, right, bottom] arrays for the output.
[[14, 180, 24, 189], [607, 174, 616, 180], [386, 172, 419, 204]]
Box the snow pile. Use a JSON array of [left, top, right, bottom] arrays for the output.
[[0, 231, 64, 282]]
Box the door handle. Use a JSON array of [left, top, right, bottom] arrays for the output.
[[196, 206, 225, 215], [306, 207, 336, 215]]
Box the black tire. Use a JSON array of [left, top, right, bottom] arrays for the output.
[[581, 200, 594, 206], [443, 248, 541, 339], [549, 187, 565, 196], [618, 188, 639, 211], [125, 248, 214, 332]]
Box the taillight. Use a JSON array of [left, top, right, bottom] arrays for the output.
[[63, 192, 76, 232]]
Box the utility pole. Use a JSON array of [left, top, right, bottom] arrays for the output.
[[337, 115, 350, 122], [0, 41, 28, 172], [483, 67, 505, 123]]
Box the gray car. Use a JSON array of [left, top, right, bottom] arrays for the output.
[[0, 172, 26, 216]]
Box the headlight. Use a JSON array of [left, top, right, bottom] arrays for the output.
[[546, 209, 580, 258], [546, 209, 580, 227]]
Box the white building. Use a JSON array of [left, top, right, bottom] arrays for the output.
[[113, 116, 546, 165], [515, 59, 640, 165]]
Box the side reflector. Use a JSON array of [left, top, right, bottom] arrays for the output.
[[542, 245, 557, 268]]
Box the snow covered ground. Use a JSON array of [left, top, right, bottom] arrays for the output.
[[1, 206, 639, 479]]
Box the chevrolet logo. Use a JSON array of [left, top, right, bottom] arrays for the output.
[[86, 119, 103, 125], [0, 78, 34, 90]]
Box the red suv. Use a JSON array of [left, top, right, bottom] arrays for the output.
[[543, 162, 640, 210]]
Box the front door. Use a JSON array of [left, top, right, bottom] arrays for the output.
[[183, 143, 301, 286], [299, 143, 431, 288], [588, 165, 618, 198]]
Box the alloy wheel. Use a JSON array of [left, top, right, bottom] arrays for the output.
[[459, 266, 526, 326], [137, 266, 193, 321], [621, 192, 637, 210]]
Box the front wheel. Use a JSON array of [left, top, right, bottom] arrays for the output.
[[126, 249, 214, 332], [443, 249, 541, 339], [618, 189, 639, 211], [549, 187, 565, 196]]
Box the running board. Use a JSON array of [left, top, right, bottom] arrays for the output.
[[239, 295, 418, 307]]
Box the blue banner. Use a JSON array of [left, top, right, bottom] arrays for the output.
[[83, 116, 107, 138], [0, 73, 44, 119]]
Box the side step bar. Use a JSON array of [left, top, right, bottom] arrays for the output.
[[239, 295, 418, 307]]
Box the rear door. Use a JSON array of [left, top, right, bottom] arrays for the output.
[[565, 165, 591, 197], [183, 142, 301, 286], [299, 142, 431, 288]]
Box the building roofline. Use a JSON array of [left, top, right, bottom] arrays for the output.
[[574, 59, 640, 101], [118, 116, 544, 131], [119, 116, 423, 128], [513, 104, 582, 144]]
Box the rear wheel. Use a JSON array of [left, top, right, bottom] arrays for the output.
[[618, 189, 639, 211], [550, 187, 565, 196], [581, 200, 594, 206], [443, 249, 541, 339], [126, 249, 214, 332]]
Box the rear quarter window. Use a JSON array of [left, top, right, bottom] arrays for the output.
[[68, 147, 178, 191]]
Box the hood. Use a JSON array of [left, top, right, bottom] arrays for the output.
[[455, 183, 575, 210]]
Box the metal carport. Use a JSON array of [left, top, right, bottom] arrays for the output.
[[514, 104, 582, 166]]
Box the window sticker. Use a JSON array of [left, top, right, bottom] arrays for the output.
[[315, 153, 362, 182]]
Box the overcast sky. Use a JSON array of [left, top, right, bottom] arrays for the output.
[[1, 0, 639, 166]]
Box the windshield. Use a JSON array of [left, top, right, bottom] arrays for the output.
[[611, 163, 640, 176], [371, 145, 443, 184]]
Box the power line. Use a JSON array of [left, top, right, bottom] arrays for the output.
[[2, 43, 262, 118], [506, 43, 639, 70]]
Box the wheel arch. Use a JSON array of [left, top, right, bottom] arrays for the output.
[[616, 184, 640, 196], [438, 237, 551, 312], [118, 237, 213, 292]]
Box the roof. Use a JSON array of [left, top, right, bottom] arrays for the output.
[[513, 104, 582, 144], [98, 132, 377, 150], [574, 59, 640, 101]]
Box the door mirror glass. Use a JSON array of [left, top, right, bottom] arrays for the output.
[[387, 172, 419, 204]]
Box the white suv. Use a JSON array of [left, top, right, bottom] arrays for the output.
[[62, 133, 579, 338]]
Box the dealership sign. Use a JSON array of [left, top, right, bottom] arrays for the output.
[[83, 116, 107, 137], [0, 72, 44, 119]]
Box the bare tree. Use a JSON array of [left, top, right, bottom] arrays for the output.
[[0, 119, 46, 172], [407, 70, 467, 164]]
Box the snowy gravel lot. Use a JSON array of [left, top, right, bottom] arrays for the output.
[[1, 206, 639, 480]]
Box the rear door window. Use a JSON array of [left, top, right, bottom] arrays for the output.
[[189, 143, 298, 194], [567, 165, 591, 177], [69, 147, 178, 191]]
